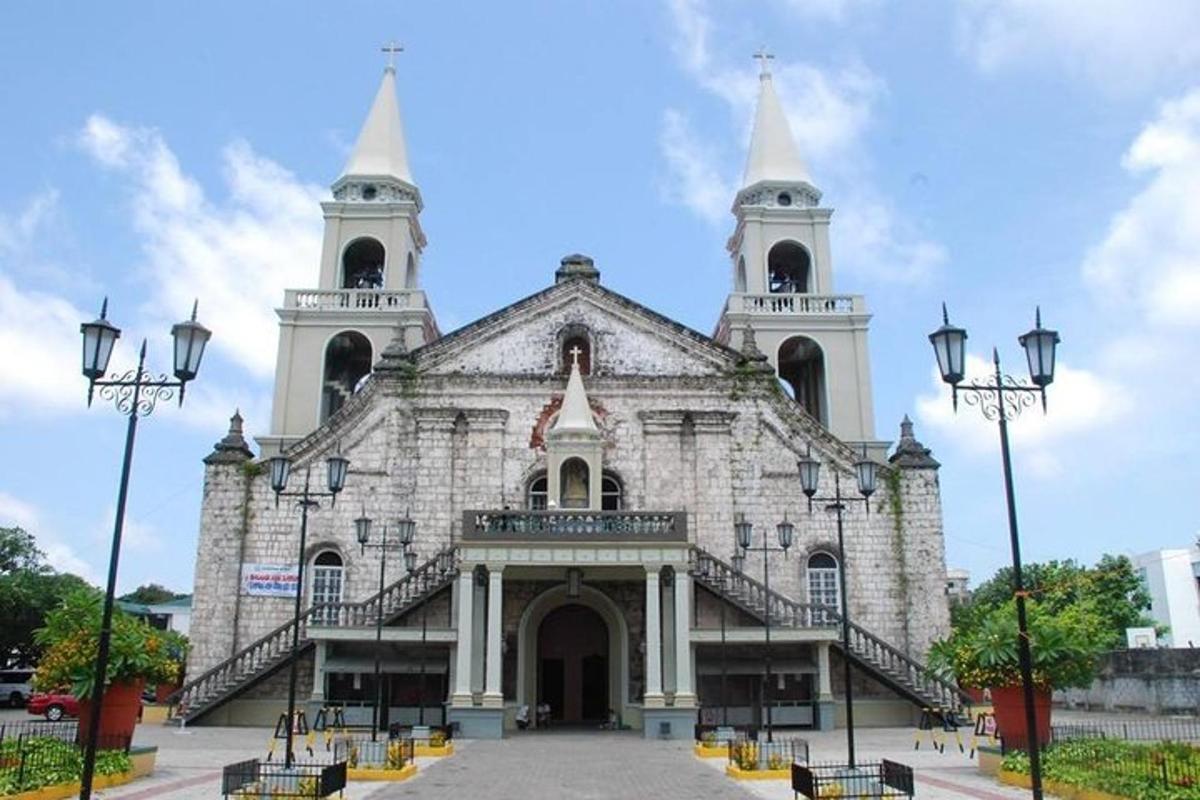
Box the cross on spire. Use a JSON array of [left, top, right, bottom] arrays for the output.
[[568, 345, 583, 367], [381, 41, 404, 70], [753, 47, 774, 77]]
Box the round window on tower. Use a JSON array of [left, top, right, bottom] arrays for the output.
[[362, 184, 378, 201], [777, 192, 792, 207]]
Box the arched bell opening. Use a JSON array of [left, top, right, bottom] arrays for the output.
[[735, 255, 747, 293], [767, 241, 811, 294], [559, 458, 590, 510], [321, 331, 373, 423], [342, 237, 386, 289], [778, 335, 827, 425]]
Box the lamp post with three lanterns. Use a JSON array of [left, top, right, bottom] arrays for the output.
[[794, 445, 880, 769], [928, 304, 1060, 800], [77, 299, 211, 800], [266, 451, 350, 768]]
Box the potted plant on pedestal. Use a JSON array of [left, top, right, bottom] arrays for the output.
[[33, 589, 184, 745], [927, 600, 1101, 750]]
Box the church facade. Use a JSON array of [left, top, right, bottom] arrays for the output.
[[182, 61, 956, 738]]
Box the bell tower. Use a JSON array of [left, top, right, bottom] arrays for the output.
[[715, 52, 878, 449], [260, 56, 439, 455]]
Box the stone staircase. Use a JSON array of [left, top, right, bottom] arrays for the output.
[[690, 546, 971, 713], [167, 547, 458, 724]]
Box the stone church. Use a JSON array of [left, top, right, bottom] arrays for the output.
[[182, 60, 957, 739]]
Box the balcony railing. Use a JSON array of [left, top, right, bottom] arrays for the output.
[[283, 288, 428, 312], [462, 510, 687, 542], [725, 293, 863, 315]]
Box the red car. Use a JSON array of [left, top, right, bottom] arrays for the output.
[[27, 691, 80, 721]]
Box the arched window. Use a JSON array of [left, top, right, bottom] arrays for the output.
[[559, 458, 590, 509], [735, 255, 747, 293], [527, 473, 548, 511], [311, 550, 344, 625], [601, 472, 623, 511], [767, 241, 811, 294], [342, 238, 385, 289], [807, 552, 840, 625], [562, 335, 591, 376], [322, 331, 373, 423], [777, 336, 827, 425]]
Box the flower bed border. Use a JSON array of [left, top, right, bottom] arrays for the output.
[[347, 764, 417, 782], [725, 764, 791, 781], [413, 743, 454, 758], [3, 769, 136, 800], [693, 743, 726, 759], [998, 769, 1127, 800]]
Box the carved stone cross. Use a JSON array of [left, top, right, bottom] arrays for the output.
[[753, 47, 774, 76], [568, 345, 583, 367]]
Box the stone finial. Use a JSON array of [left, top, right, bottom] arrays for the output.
[[555, 253, 601, 284], [374, 329, 414, 373], [204, 409, 256, 465], [737, 325, 772, 373], [889, 414, 940, 469]]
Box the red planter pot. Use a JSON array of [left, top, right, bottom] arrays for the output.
[[77, 679, 144, 747], [989, 684, 1051, 750]]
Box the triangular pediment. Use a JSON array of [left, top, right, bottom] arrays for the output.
[[412, 280, 740, 377]]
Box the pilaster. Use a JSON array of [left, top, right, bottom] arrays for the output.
[[483, 565, 504, 707], [643, 566, 664, 708]]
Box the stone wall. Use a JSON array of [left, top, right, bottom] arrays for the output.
[[1056, 649, 1200, 715]]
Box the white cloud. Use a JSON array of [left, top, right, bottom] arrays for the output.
[[0, 272, 92, 414], [1083, 89, 1200, 329], [77, 114, 325, 378], [915, 354, 1132, 475], [660, 0, 943, 284], [0, 492, 99, 582], [957, 0, 1200, 90]]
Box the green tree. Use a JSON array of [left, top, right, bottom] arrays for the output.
[[954, 555, 1153, 650], [119, 583, 183, 605], [0, 527, 95, 667]]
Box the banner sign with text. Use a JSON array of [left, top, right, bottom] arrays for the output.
[[241, 563, 300, 597]]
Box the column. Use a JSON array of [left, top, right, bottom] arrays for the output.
[[310, 640, 327, 702], [673, 572, 695, 707], [662, 578, 676, 694], [817, 642, 833, 699], [483, 565, 504, 707], [451, 570, 474, 706], [644, 567, 664, 708], [815, 641, 835, 731]]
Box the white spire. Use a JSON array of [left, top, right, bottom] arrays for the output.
[[741, 56, 811, 189], [551, 357, 598, 434], [341, 66, 414, 185]]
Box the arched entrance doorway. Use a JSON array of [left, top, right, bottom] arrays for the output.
[[537, 604, 608, 724]]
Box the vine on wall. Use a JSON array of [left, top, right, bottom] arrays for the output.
[[884, 466, 913, 653]]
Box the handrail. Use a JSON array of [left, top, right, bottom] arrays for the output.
[[690, 545, 972, 710], [463, 510, 686, 542], [167, 547, 458, 716]]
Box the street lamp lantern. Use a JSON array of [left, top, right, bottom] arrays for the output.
[[404, 548, 418, 574], [734, 515, 753, 551], [355, 512, 372, 549], [169, 301, 212, 384], [731, 550, 745, 574], [268, 456, 291, 496], [396, 511, 416, 546], [776, 516, 794, 551], [797, 448, 821, 499], [79, 298, 121, 382], [326, 452, 350, 496], [1018, 307, 1060, 388], [854, 448, 879, 500], [929, 302, 968, 386]]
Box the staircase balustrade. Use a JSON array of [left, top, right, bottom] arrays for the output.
[[167, 547, 457, 723]]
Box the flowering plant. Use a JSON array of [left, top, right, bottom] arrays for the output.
[[33, 589, 188, 699], [927, 600, 1101, 690]]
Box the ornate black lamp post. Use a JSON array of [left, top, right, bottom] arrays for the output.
[[732, 513, 793, 742], [795, 445, 879, 769], [267, 450, 350, 768], [77, 299, 211, 800], [929, 304, 1059, 800], [356, 511, 415, 740]]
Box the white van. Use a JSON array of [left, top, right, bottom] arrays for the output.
[[0, 669, 34, 707]]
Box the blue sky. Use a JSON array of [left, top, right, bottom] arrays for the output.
[[1, 1, 1198, 596]]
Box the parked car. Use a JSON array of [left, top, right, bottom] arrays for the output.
[[0, 669, 34, 707], [27, 691, 80, 721]]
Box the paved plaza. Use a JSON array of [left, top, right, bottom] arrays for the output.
[[9, 708, 1037, 800]]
